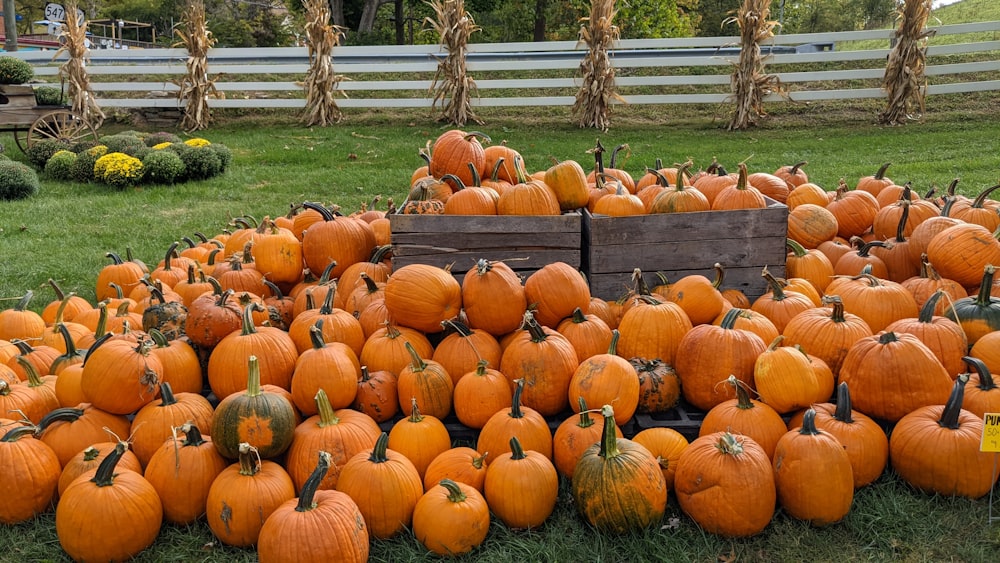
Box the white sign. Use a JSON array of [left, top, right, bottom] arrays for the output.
[[44, 3, 85, 25]]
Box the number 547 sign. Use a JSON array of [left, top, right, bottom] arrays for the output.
[[44, 3, 85, 25]]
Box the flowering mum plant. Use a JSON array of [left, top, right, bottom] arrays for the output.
[[95, 152, 144, 189]]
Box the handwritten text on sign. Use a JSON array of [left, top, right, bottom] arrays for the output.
[[982, 413, 1000, 453]]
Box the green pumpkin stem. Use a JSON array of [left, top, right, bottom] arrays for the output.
[[597, 404, 620, 459], [315, 389, 341, 427], [938, 377, 967, 430], [245, 355, 263, 397], [833, 382, 855, 423], [714, 432, 745, 456], [404, 341, 427, 372], [180, 422, 207, 447], [309, 320, 327, 350], [974, 265, 996, 306], [607, 329, 620, 356], [239, 302, 264, 336], [509, 379, 526, 419], [719, 307, 743, 330], [508, 436, 527, 460], [1, 424, 40, 442], [963, 356, 996, 391], [408, 397, 424, 423], [439, 479, 467, 503], [798, 408, 820, 435], [369, 432, 391, 463], [575, 396, 595, 428], [91, 441, 129, 487], [158, 381, 177, 406], [727, 375, 755, 410], [296, 451, 332, 512]]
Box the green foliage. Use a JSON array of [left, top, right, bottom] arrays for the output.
[[70, 145, 109, 183], [43, 150, 78, 181], [206, 143, 232, 172], [144, 131, 183, 147], [99, 134, 151, 159], [0, 56, 34, 85], [142, 150, 186, 185], [26, 139, 72, 168], [33, 86, 66, 106], [176, 145, 222, 181], [0, 160, 40, 200]]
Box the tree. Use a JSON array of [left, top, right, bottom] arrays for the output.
[[4, 0, 17, 51]]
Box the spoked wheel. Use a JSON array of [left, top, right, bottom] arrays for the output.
[[21, 109, 99, 151]]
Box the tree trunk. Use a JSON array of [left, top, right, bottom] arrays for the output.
[[533, 0, 547, 41], [395, 0, 404, 44], [3, 0, 18, 52], [329, 0, 346, 27], [359, 0, 393, 33]]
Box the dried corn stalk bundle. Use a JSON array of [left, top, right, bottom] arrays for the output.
[[174, 0, 218, 132], [573, 0, 624, 132], [878, 0, 934, 125], [426, 0, 482, 126], [300, 0, 347, 126], [726, 0, 783, 131], [54, 0, 104, 128]]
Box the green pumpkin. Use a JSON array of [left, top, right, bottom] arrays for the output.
[[211, 355, 297, 459], [946, 264, 1000, 346]]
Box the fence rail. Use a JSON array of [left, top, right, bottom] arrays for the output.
[[9, 21, 1000, 112]]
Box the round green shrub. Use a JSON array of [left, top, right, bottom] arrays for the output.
[[142, 150, 186, 185], [70, 139, 100, 154], [99, 134, 150, 159], [70, 145, 108, 183], [44, 150, 78, 181], [207, 143, 232, 172], [33, 86, 66, 106], [177, 146, 222, 181], [26, 138, 72, 167], [144, 132, 183, 147], [0, 56, 34, 85], [0, 160, 40, 200], [94, 152, 144, 189]]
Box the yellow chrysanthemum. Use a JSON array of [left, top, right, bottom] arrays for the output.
[[184, 138, 211, 147], [152, 142, 173, 150]]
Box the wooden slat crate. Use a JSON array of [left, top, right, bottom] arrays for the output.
[[582, 198, 789, 302], [389, 212, 582, 283]]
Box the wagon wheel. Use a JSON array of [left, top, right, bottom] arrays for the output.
[[18, 109, 99, 152]]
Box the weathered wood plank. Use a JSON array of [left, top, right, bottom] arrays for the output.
[[582, 203, 788, 246], [585, 237, 787, 275]]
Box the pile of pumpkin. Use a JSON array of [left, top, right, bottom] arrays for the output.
[[0, 129, 999, 561]]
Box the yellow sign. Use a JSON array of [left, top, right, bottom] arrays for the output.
[[982, 413, 1000, 453]]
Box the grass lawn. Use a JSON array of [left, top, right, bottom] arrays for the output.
[[1, 95, 1000, 561]]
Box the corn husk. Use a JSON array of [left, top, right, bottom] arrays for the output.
[[173, 0, 218, 132], [726, 0, 784, 130], [878, 0, 934, 125], [573, 0, 625, 132], [426, 0, 482, 126], [53, 0, 104, 128], [300, 0, 347, 126]]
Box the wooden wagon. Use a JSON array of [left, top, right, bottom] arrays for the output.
[[0, 83, 98, 152]]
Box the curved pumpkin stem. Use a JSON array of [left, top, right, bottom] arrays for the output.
[[91, 441, 129, 487], [574, 396, 595, 429], [438, 479, 467, 503], [369, 432, 391, 464], [509, 378, 526, 419], [833, 382, 855, 424], [597, 404, 620, 459], [315, 388, 341, 428], [938, 377, 967, 430], [963, 356, 996, 392], [508, 436, 527, 461], [797, 408, 820, 436], [296, 451, 332, 512]]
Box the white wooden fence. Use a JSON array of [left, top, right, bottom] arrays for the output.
[[10, 21, 1000, 111]]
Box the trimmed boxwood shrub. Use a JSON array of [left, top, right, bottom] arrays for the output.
[[0, 160, 40, 200], [142, 150, 186, 185], [44, 150, 78, 181], [26, 139, 72, 167], [144, 132, 183, 147], [175, 145, 222, 181], [0, 56, 33, 85], [206, 143, 233, 172], [99, 134, 151, 159], [33, 86, 66, 106], [70, 145, 108, 183]]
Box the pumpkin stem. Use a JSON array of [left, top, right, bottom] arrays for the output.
[[245, 355, 263, 397], [315, 389, 341, 427], [878, 331, 899, 345], [179, 422, 207, 447], [575, 396, 595, 428], [295, 451, 332, 512], [833, 382, 855, 424], [308, 319, 327, 350], [597, 404, 620, 459], [158, 381, 177, 406], [726, 375, 756, 410], [36, 407, 85, 434], [438, 479, 468, 503], [963, 356, 996, 391], [0, 424, 39, 442], [509, 378, 526, 419], [714, 432, 746, 456], [607, 329, 621, 356], [369, 432, 391, 464], [404, 341, 427, 372], [798, 408, 821, 435], [718, 307, 743, 330], [407, 397, 425, 423], [938, 376, 967, 430], [508, 436, 528, 461], [236, 442, 262, 476], [91, 441, 129, 487]]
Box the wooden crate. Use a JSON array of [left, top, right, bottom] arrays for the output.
[[582, 198, 789, 302], [390, 212, 582, 283]]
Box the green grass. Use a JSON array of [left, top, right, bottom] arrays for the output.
[[1, 95, 1000, 561], [2, 96, 999, 309], [2, 471, 999, 562]]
